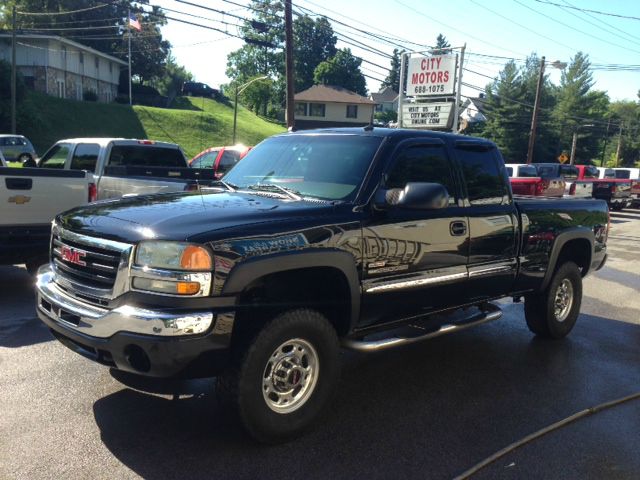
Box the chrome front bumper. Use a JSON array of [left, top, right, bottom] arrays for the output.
[[36, 265, 214, 338]]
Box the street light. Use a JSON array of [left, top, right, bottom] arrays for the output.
[[569, 124, 594, 165], [232, 76, 269, 144]]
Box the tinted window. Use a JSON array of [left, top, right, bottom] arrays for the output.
[[615, 169, 631, 179], [559, 165, 578, 180], [217, 150, 241, 175], [583, 166, 599, 179], [536, 165, 558, 178], [224, 135, 382, 200], [505, 166, 513, 177], [39, 144, 71, 169], [386, 145, 456, 203], [517, 165, 538, 177], [457, 146, 509, 205], [192, 151, 218, 169], [603, 169, 615, 179], [108, 145, 186, 167], [70, 143, 100, 171]]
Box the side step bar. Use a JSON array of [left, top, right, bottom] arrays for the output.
[[342, 304, 503, 352]]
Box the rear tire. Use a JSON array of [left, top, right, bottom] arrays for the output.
[[524, 261, 582, 338], [217, 308, 340, 443]]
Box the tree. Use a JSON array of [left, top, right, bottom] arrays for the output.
[[150, 54, 193, 98], [433, 33, 451, 55], [313, 48, 367, 96], [608, 101, 640, 166], [226, 0, 284, 115], [478, 60, 529, 163], [294, 15, 337, 92], [382, 48, 402, 93]]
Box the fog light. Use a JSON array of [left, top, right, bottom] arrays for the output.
[[133, 277, 201, 295]]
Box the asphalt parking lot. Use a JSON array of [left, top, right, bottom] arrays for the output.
[[1, 210, 639, 480]]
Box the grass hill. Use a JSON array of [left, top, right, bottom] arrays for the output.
[[18, 92, 285, 159]]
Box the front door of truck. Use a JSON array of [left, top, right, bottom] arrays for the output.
[[454, 141, 518, 300], [359, 140, 470, 328]]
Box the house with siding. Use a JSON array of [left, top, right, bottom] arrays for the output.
[[294, 85, 376, 129], [0, 34, 126, 103], [370, 87, 398, 113]]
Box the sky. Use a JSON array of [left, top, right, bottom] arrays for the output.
[[149, 0, 640, 103]]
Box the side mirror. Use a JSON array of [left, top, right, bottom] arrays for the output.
[[375, 182, 449, 210]]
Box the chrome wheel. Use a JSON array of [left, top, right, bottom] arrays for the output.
[[262, 338, 319, 414], [554, 279, 574, 322]]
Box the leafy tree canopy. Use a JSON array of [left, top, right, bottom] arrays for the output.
[[313, 48, 367, 96]]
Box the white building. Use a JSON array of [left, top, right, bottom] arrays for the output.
[[294, 85, 376, 129], [0, 34, 126, 103]]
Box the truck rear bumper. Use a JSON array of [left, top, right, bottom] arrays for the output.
[[36, 266, 235, 378]]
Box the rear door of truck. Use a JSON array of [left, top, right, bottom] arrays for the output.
[[454, 140, 518, 300], [97, 141, 191, 200]]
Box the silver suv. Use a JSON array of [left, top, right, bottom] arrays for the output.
[[0, 135, 37, 164]]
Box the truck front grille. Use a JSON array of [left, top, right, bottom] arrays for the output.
[[50, 227, 133, 301]]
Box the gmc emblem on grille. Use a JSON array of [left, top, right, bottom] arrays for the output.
[[60, 246, 87, 267]]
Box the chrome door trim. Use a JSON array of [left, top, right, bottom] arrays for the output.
[[363, 266, 468, 294], [468, 262, 516, 278]]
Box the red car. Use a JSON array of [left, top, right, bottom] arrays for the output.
[[189, 145, 252, 179]]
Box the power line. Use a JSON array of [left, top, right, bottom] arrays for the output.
[[557, 0, 640, 45], [16, 2, 115, 16], [533, 0, 640, 22], [513, 0, 640, 56]]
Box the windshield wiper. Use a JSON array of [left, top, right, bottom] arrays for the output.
[[209, 179, 238, 191], [246, 183, 302, 201]]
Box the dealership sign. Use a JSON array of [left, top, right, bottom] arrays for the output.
[[401, 102, 453, 129], [407, 54, 456, 96]]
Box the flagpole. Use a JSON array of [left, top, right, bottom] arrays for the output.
[[128, 8, 132, 106]]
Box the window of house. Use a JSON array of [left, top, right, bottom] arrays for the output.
[[346, 105, 358, 118], [79, 52, 84, 64], [309, 103, 325, 117], [295, 102, 307, 116], [386, 145, 457, 203], [456, 144, 509, 205], [70, 143, 100, 172], [109, 62, 113, 73], [95, 57, 99, 70]]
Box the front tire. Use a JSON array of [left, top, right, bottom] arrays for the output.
[[218, 309, 340, 443], [524, 261, 582, 338]]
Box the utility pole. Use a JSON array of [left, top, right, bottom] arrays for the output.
[[570, 130, 578, 165], [526, 56, 545, 164], [233, 85, 239, 144], [452, 44, 466, 133], [11, 6, 17, 134], [128, 8, 132, 106], [615, 122, 623, 166], [284, 0, 295, 130], [600, 118, 611, 167]]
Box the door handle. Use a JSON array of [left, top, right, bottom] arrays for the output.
[[5, 178, 32, 190], [450, 221, 467, 236]]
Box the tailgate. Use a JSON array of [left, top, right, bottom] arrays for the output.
[[570, 181, 593, 197], [0, 167, 90, 225]]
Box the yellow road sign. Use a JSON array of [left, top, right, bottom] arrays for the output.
[[558, 153, 569, 164]]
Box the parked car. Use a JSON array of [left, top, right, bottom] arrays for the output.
[[39, 138, 217, 200], [535, 163, 593, 197], [505, 163, 564, 197], [0, 134, 37, 164], [591, 178, 633, 210], [189, 145, 252, 179], [1, 165, 96, 273], [37, 127, 609, 442], [182, 81, 219, 98]]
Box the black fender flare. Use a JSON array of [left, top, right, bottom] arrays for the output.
[[540, 227, 594, 291], [222, 249, 361, 332]]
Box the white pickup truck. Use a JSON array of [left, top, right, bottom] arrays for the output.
[[0, 165, 95, 273], [38, 138, 216, 200]]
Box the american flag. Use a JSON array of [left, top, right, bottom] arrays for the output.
[[128, 13, 141, 31]]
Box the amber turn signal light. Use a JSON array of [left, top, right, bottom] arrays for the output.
[[180, 245, 212, 270]]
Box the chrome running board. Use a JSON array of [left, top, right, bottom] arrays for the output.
[[342, 304, 503, 352]]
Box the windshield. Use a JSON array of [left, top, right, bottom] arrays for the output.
[[517, 165, 538, 177], [223, 134, 382, 200]]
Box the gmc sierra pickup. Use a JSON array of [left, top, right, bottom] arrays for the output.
[[36, 128, 608, 443]]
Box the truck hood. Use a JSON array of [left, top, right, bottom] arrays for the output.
[[56, 190, 336, 243]]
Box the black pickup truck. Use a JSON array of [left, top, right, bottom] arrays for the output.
[[36, 128, 608, 442]]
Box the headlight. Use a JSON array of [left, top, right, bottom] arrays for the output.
[[135, 241, 212, 271]]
